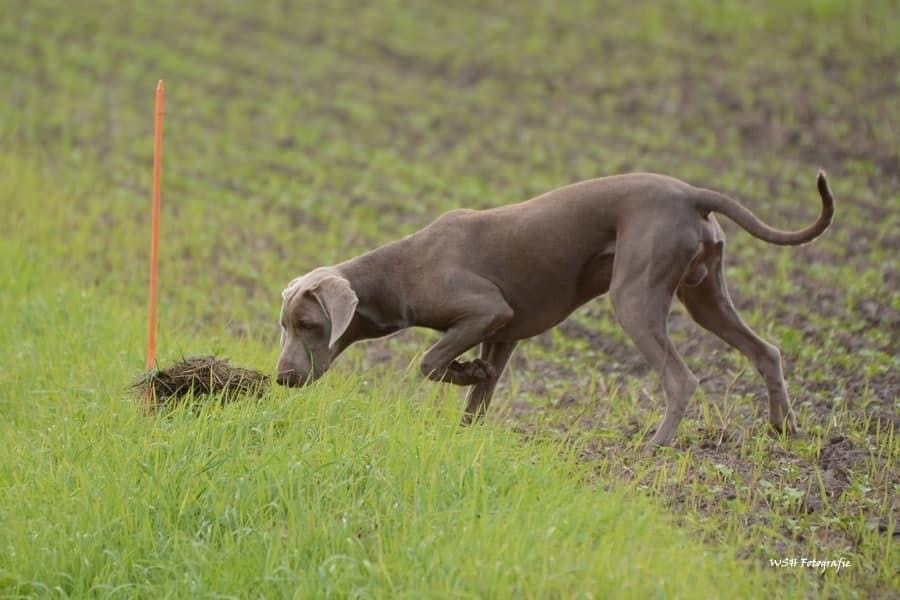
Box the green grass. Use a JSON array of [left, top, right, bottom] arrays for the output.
[[0, 162, 768, 597], [2, 0, 898, 597]]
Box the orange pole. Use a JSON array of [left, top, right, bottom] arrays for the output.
[[146, 80, 164, 372]]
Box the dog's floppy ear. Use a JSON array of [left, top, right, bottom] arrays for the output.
[[309, 275, 359, 349]]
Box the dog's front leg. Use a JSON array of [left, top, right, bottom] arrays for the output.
[[461, 341, 518, 424], [419, 295, 513, 387], [420, 323, 507, 386]]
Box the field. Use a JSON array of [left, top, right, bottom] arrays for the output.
[[1, 0, 898, 597]]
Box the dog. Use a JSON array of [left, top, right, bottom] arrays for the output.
[[277, 171, 834, 446]]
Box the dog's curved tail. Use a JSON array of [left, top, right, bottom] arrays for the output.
[[692, 171, 834, 246]]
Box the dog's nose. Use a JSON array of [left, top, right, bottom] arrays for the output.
[[276, 370, 305, 387]]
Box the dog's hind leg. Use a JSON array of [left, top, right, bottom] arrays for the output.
[[609, 236, 700, 447], [677, 243, 798, 434]]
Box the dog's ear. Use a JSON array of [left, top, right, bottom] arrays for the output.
[[310, 275, 359, 349]]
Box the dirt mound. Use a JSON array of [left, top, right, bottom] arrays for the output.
[[134, 356, 270, 409]]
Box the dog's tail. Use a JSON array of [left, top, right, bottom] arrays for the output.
[[692, 170, 834, 246]]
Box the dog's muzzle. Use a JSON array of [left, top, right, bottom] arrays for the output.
[[275, 369, 309, 387]]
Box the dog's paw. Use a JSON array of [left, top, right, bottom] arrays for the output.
[[448, 358, 496, 385], [769, 411, 799, 436], [469, 358, 497, 382]]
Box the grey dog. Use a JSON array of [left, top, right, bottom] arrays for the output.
[[277, 171, 834, 446]]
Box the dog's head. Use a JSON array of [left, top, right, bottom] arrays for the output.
[[276, 268, 358, 387]]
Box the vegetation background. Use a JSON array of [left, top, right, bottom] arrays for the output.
[[1, 0, 897, 597]]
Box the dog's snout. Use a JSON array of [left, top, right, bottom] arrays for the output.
[[276, 370, 306, 387]]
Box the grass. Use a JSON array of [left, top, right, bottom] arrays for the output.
[[1, 0, 898, 597], [0, 167, 768, 597]]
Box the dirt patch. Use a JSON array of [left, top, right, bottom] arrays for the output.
[[134, 356, 270, 410], [799, 434, 870, 514]]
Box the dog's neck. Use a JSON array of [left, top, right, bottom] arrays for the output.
[[330, 244, 412, 358]]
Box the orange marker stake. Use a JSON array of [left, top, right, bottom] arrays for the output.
[[146, 80, 164, 377]]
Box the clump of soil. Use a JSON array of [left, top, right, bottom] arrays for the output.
[[815, 435, 869, 498], [801, 434, 870, 514], [134, 356, 270, 409]]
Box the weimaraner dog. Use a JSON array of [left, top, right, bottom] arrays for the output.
[[277, 172, 834, 446]]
